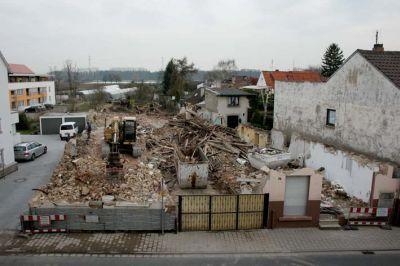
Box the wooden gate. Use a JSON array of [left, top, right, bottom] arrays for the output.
[[178, 194, 269, 231]]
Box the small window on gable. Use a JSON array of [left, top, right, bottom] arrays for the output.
[[228, 96, 239, 107], [326, 109, 336, 127]]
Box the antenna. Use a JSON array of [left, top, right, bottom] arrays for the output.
[[270, 59, 274, 70], [375, 30, 379, 44]]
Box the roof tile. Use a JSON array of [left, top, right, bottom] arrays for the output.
[[8, 63, 34, 75], [262, 70, 323, 88], [358, 50, 400, 89]]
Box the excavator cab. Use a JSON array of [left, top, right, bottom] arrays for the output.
[[122, 117, 137, 143]]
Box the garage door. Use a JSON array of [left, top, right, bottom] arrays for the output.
[[284, 176, 309, 216], [41, 117, 63, 134], [65, 117, 86, 133]]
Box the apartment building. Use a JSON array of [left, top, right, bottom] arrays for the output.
[[8, 63, 55, 111]]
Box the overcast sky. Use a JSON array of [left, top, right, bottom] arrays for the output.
[[1, 0, 399, 73]]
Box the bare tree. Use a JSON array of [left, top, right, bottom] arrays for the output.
[[65, 60, 79, 111], [206, 59, 237, 83], [260, 89, 273, 126]]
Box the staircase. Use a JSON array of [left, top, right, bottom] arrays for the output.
[[319, 214, 342, 230]]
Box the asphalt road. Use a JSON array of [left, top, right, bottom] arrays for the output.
[[0, 135, 65, 230], [0, 251, 399, 266]]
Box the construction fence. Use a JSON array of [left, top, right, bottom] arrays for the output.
[[178, 194, 269, 231]]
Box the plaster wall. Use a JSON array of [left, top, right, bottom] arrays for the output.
[[0, 57, 16, 169], [263, 168, 322, 202], [216, 96, 249, 126], [237, 124, 269, 147], [274, 52, 400, 164], [289, 135, 374, 202], [205, 90, 218, 112], [373, 165, 400, 200]]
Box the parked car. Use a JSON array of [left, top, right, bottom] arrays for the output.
[[59, 122, 79, 140], [24, 105, 46, 113], [14, 141, 47, 161], [24, 106, 40, 113], [44, 103, 54, 110]]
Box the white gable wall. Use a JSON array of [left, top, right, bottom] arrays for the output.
[[274, 52, 400, 164], [256, 72, 266, 87]]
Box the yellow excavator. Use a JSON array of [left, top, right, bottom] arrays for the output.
[[103, 116, 140, 178]]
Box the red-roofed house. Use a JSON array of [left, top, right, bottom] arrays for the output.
[[256, 70, 324, 90]]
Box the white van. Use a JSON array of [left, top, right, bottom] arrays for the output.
[[59, 122, 79, 140]]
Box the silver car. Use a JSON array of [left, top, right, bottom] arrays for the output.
[[14, 142, 47, 161]]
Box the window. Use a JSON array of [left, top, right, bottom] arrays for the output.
[[228, 96, 239, 107], [326, 109, 336, 127], [17, 89, 23, 95], [11, 102, 16, 109], [10, 90, 15, 95], [61, 125, 73, 130], [18, 101, 24, 107]]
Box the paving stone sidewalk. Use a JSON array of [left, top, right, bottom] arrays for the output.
[[1, 227, 400, 254]]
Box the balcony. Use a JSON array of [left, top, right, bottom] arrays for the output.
[[9, 81, 54, 90]]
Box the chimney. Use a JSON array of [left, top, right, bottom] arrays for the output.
[[373, 43, 384, 52]]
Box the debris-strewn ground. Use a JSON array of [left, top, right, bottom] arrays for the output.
[[144, 113, 267, 194], [32, 110, 266, 206], [32, 107, 366, 211], [32, 111, 173, 205], [321, 178, 368, 210]]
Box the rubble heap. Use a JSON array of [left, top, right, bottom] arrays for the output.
[[34, 129, 171, 205], [321, 178, 368, 211], [145, 115, 257, 193]]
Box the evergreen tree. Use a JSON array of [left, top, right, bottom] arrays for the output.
[[321, 43, 344, 77], [162, 57, 196, 100], [162, 59, 176, 95]]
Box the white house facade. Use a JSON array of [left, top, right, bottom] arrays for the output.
[[0, 52, 18, 177], [271, 46, 400, 204], [202, 88, 251, 128]]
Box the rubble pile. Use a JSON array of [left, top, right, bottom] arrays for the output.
[[145, 115, 257, 193], [321, 179, 368, 210], [34, 128, 172, 205]]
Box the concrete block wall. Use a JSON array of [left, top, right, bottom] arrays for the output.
[[28, 206, 176, 231]]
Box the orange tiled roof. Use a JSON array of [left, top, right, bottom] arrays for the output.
[[262, 70, 323, 88], [8, 63, 34, 75]]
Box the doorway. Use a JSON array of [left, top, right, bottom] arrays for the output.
[[227, 115, 239, 128]]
